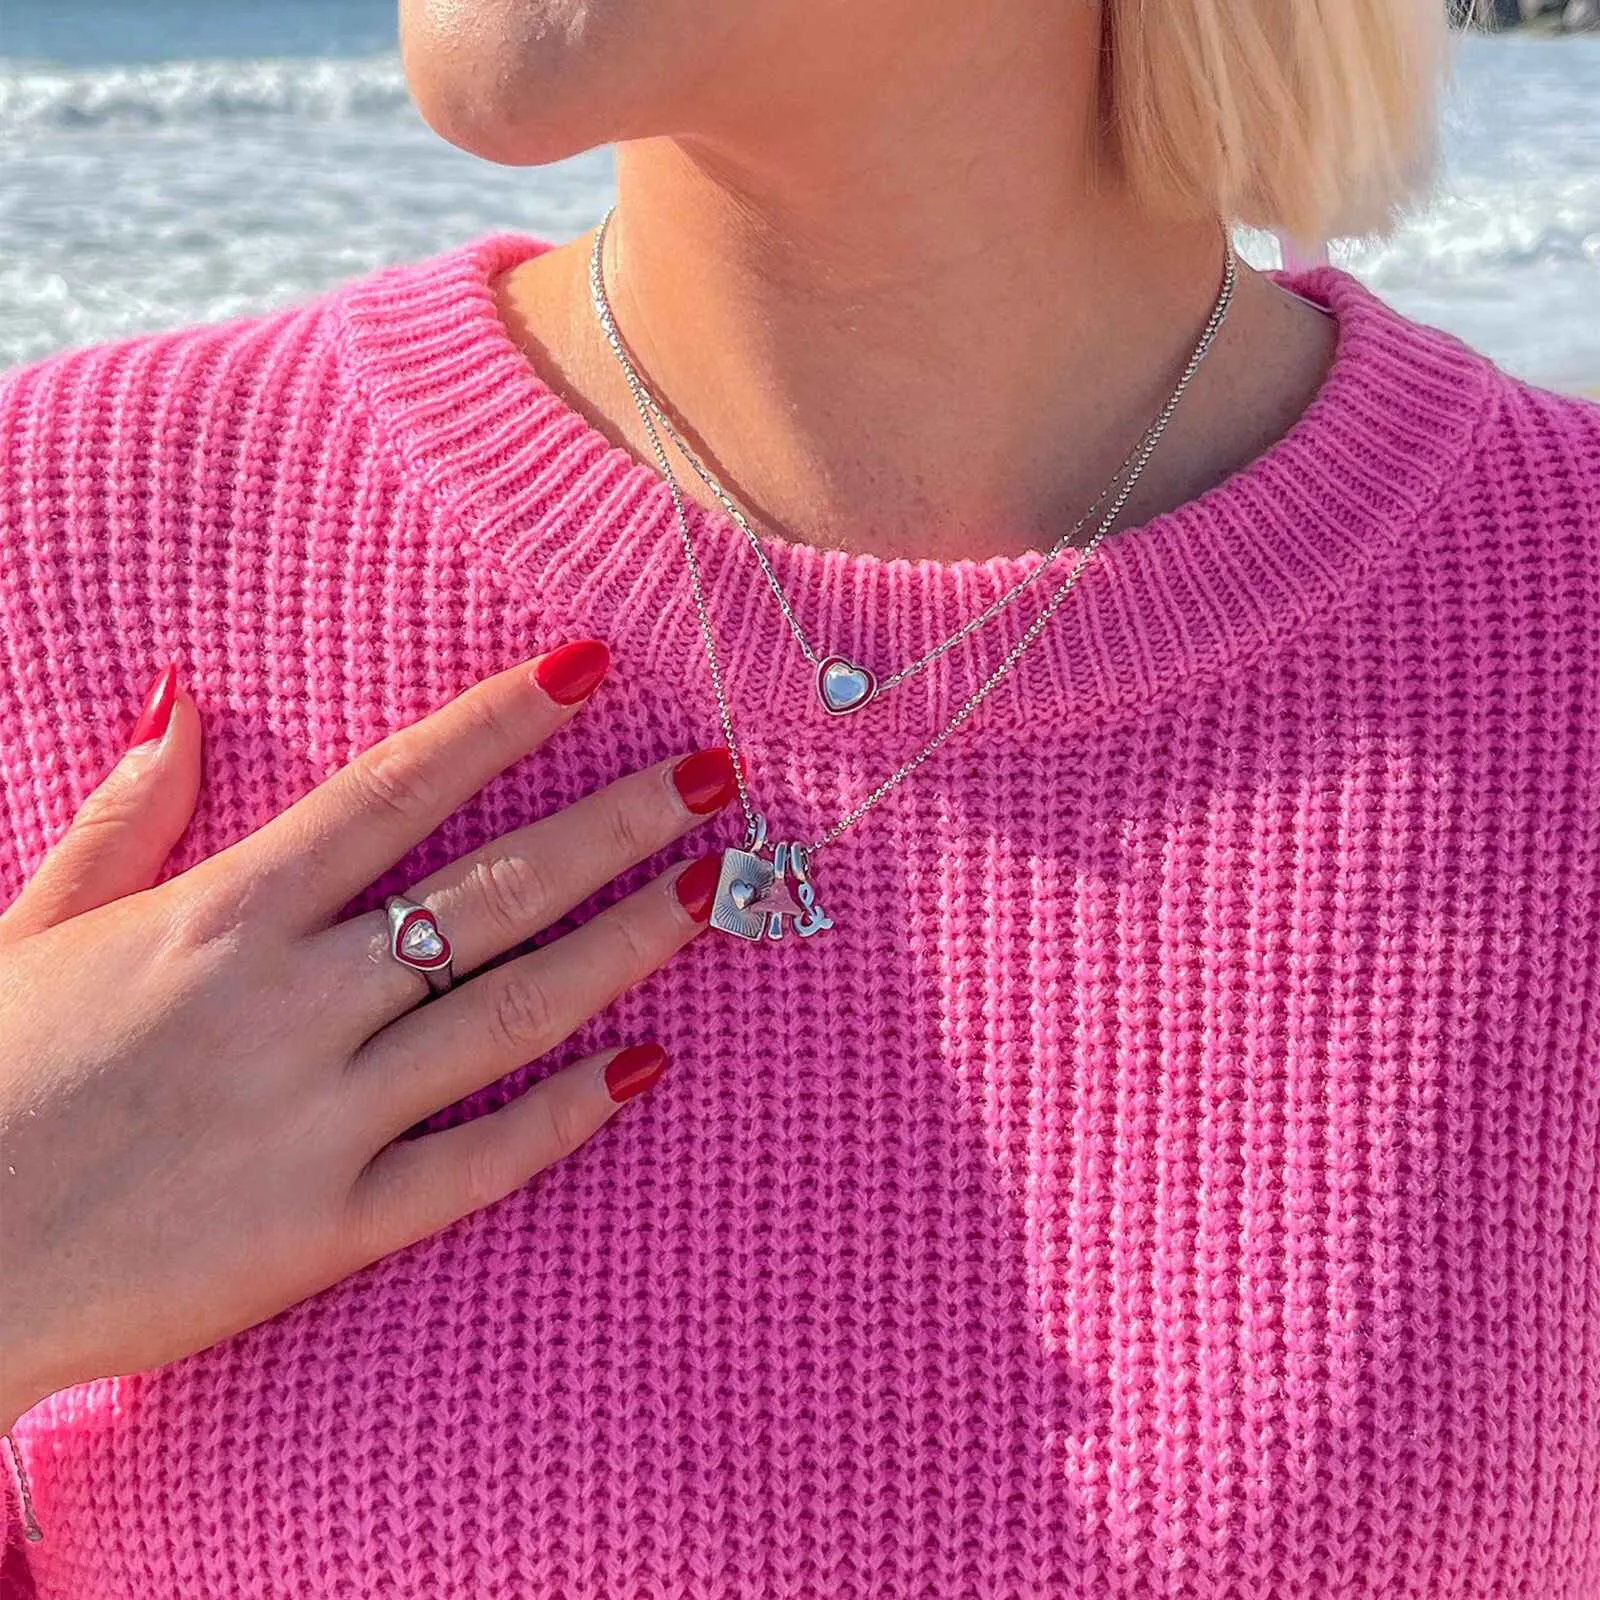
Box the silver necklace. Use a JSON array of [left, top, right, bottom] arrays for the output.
[[590, 212, 1236, 943], [588, 205, 1236, 718]]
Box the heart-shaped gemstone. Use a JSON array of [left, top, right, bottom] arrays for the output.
[[395, 913, 451, 968], [817, 655, 878, 715], [402, 922, 445, 961]]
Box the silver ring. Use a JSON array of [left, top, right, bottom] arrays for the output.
[[384, 894, 455, 995]]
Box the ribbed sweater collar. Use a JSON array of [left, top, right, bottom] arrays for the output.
[[338, 231, 1496, 738]]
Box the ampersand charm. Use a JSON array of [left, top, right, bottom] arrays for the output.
[[709, 814, 835, 942]]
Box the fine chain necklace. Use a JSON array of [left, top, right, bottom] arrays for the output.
[[588, 205, 1237, 718], [591, 214, 1236, 943]]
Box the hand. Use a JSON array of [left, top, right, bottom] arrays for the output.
[[0, 641, 733, 1434]]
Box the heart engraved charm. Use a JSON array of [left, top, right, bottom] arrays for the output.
[[816, 655, 878, 716]]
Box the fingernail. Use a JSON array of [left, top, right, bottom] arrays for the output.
[[671, 747, 737, 814], [533, 639, 611, 706], [129, 659, 180, 749], [673, 853, 723, 923], [605, 1041, 668, 1103]]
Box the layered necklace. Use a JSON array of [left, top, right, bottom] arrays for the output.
[[587, 206, 1235, 942]]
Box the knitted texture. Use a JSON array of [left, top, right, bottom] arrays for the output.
[[0, 234, 1597, 1600]]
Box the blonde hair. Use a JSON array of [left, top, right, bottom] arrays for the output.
[[1101, 0, 1450, 243]]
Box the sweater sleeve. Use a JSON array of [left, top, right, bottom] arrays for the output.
[[0, 293, 350, 906], [0, 307, 351, 1593], [1, 1454, 38, 1600], [0, 327, 231, 904]]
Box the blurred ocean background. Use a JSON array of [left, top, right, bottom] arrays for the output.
[[1, 0, 1596, 388]]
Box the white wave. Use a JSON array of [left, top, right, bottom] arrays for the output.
[[0, 37, 1594, 385], [0, 53, 411, 131]]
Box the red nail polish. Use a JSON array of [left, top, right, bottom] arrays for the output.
[[671, 747, 737, 814], [129, 660, 180, 749], [533, 639, 611, 706], [673, 853, 723, 923], [605, 1041, 668, 1103]]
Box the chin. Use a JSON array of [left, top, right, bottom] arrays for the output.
[[398, 0, 632, 167], [406, 90, 610, 170]]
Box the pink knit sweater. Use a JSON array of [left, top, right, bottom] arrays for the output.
[[1, 233, 1597, 1599]]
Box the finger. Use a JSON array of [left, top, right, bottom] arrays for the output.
[[224, 639, 612, 929], [0, 661, 202, 941], [345, 1039, 668, 1261], [346, 851, 719, 1145], [315, 745, 737, 1038]]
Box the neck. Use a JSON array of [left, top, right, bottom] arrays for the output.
[[495, 22, 1334, 564]]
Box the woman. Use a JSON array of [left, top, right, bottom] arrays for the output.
[[1, 0, 1596, 1594]]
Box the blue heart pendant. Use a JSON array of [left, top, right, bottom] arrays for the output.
[[816, 655, 878, 715]]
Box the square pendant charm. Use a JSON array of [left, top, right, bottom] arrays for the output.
[[710, 846, 776, 941]]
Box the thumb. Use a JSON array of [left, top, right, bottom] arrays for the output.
[[0, 660, 203, 938]]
